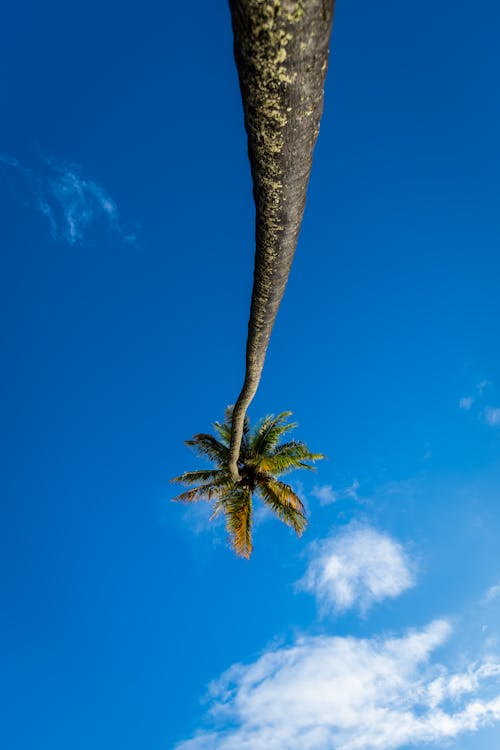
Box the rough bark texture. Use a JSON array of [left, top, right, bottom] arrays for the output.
[[228, 0, 335, 480]]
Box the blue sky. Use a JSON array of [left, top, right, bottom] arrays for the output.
[[2, 1, 500, 748]]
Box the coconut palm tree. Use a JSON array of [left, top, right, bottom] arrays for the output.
[[227, 1, 336, 479], [172, 408, 323, 558]]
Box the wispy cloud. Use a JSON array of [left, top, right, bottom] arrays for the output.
[[483, 583, 500, 605], [344, 479, 360, 499], [297, 524, 416, 615], [459, 396, 474, 411], [459, 381, 498, 423], [484, 407, 500, 427], [310, 484, 337, 505], [478, 380, 491, 395], [0, 153, 136, 245], [175, 620, 500, 750], [311, 479, 360, 507]]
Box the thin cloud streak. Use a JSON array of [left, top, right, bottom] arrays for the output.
[[483, 583, 500, 604], [478, 380, 491, 395], [344, 479, 360, 499], [0, 153, 136, 245]]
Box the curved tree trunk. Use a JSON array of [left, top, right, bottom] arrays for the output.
[[228, 0, 335, 480]]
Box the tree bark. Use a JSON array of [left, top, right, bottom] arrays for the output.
[[228, 0, 335, 480]]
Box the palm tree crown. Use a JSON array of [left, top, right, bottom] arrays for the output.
[[171, 408, 323, 558]]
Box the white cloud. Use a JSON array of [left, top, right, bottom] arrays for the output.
[[459, 396, 474, 411], [344, 479, 360, 499], [0, 153, 135, 245], [478, 380, 491, 395], [484, 407, 500, 427], [311, 484, 337, 505], [297, 525, 415, 614], [483, 584, 500, 604], [311, 480, 360, 507], [175, 620, 500, 750]]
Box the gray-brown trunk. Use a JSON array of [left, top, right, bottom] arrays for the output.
[[228, 0, 335, 480]]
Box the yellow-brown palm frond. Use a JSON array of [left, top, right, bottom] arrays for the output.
[[171, 469, 233, 504], [171, 408, 323, 556], [224, 489, 252, 559], [257, 477, 307, 536]]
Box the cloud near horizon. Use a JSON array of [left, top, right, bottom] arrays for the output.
[[175, 619, 500, 750], [0, 154, 136, 245], [297, 524, 416, 615]]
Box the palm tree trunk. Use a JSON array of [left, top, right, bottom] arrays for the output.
[[228, 0, 335, 480]]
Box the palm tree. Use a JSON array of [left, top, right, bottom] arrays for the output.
[[172, 408, 323, 558], [227, 1, 336, 479]]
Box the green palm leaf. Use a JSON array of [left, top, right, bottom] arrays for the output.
[[172, 483, 224, 504], [258, 441, 324, 475], [214, 408, 250, 452], [250, 412, 297, 457], [171, 468, 225, 485], [185, 434, 229, 466], [171, 474, 233, 504], [172, 407, 323, 556]]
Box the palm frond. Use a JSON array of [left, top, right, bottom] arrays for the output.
[[224, 489, 253, 558], [208, 485, 248, 521], [258, 480, 308, 536], [185, 433, 229, 466], [172, 475, 233, 504], [171, 468, 225, 485], [272, 440, 324, 461], [215, 406, 250, 452], [260, 442, 324, 475], [209, 497, 227, 521], [264, 478, 307, 515], [250, 412, 297, 456], [257, 476, 307, 533], [213, 420, 232, 446], [172, 407, 323, 556]]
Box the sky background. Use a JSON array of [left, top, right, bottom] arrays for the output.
[[2, 1, 500, 748]]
